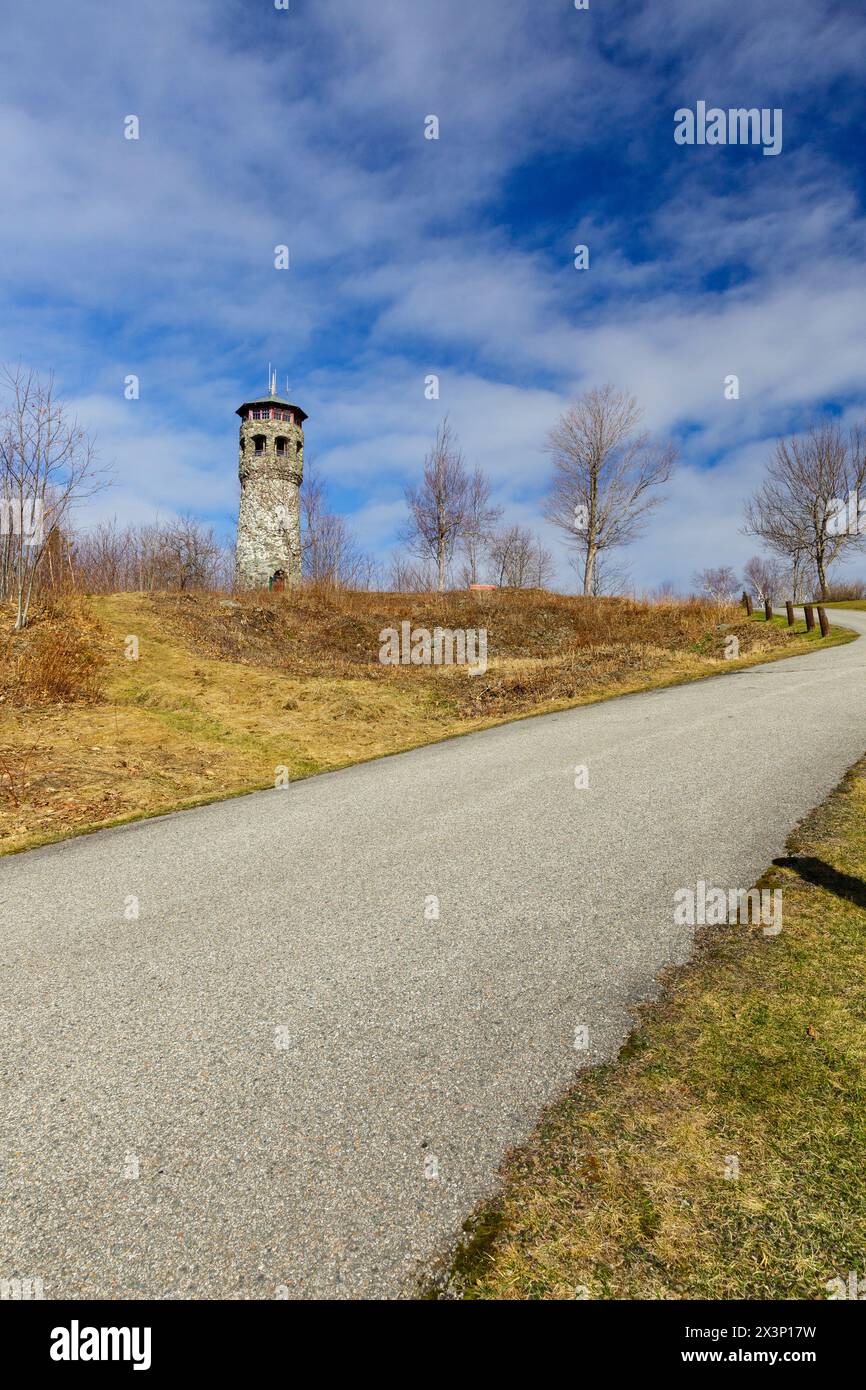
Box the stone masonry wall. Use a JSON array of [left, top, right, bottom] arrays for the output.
[[235, 415, 304, 590]]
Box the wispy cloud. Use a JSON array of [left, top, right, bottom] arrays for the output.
[[2, 0, 865, 588]]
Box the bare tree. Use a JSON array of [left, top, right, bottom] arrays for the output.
[[485, 525, 554, 588], [460, 467, 502, 585], [585, 551, 633, 597], [743, 423, 866, 600], [129, 520, 174, 591], [75, 518, 130, 592], [0, 365, 106, 627], [527, 535, 556, 589], [743, 554, 786, 606], [650, 579, 679, 603], [71, 518, 164, 592], [61, 517, 233, 592], [545, 384, 676, 596], [785, 546, 817, 604], [162, 514, 223, 591], [401, 419, 469, 592], [693, 565, 739, 604], [58, 516, 232, 594], [387, 554, 436, 592], [487, 526, 522, 588], [301, 457, 376, 588]]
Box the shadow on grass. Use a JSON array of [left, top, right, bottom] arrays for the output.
[[773, 855, 866, 912]]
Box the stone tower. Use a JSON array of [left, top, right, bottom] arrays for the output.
[[234, 386, 307, 590]]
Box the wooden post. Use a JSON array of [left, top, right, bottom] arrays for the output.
[[817, 605, 830, 638], [743, 591, 753, 616], [764, 600, 773, 621], [804, 604, 815, 631], [785, 601, 795, 626]]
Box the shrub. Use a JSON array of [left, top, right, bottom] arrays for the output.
[[1, 597, 106, 706], [820, 580, 866, 602]]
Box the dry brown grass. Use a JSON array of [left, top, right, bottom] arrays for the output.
[[0, 740, 42, 807], [0, 587, 851, 855], [0, 597, 108, 818], [145, 587, 810, 719], [0, 596, 107, 707], [150, 586, 745, 673]]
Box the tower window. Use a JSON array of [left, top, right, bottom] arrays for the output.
[[275, 436, 288, 454], [253, 434, 266, 453]]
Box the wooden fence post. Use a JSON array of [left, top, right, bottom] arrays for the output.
[[817, 605, 830, 638], [804, 604, 815, 631], [764, 600, 773, 621], [743, 591, 753, 616], [785, 601, 795, 626]]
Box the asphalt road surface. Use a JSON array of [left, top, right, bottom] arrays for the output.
[[3, 607, 866, 1299]]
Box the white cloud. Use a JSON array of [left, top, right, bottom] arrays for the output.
[[2, 0, 864, 593]]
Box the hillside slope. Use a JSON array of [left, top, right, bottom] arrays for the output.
[[0, 588, 848, 855]]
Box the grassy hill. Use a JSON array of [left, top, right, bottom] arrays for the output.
[[0, 587, 850, 855]]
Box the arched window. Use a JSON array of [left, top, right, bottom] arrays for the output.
[[253, 434, 266, 454], [275, 436, 288, 455]]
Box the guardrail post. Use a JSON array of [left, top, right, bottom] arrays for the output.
[[817, 605, 830, 638], [804, 604, 815, 631], [785, 601, 795, 625], [764, 600, 773, 621]]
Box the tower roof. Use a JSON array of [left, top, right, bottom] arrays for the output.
[[237, 394, 308, 422]]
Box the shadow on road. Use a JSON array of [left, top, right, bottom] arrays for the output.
[[773, 855, 866, 912]]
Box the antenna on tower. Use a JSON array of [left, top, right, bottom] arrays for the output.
[[271, 369, 277, 396], [267, 361, 272, 393]]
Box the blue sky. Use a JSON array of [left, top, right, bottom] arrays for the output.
[[3, 0, 866, 588]]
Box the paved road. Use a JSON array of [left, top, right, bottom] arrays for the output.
[[3, 608, 866, 1300]]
